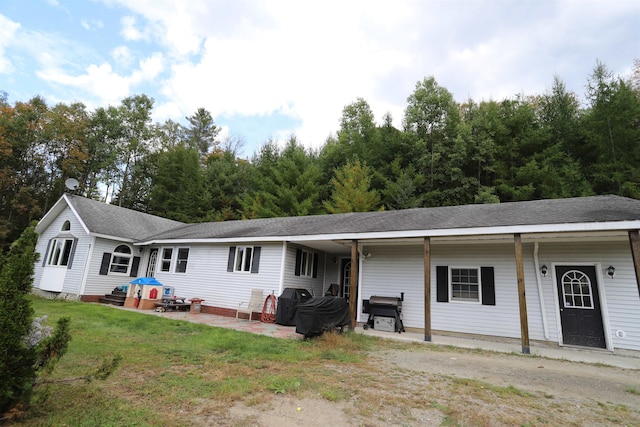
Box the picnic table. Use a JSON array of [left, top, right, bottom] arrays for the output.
[[154, 296, 191, 312]]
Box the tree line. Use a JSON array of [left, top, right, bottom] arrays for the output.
[[1, 60, 639, 249]]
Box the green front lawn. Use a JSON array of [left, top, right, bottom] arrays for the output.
[[23, 297, 373, 426]]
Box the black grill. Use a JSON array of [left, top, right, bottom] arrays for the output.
[[363, 292, 405, 333]]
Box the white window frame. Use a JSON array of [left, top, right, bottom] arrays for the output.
[[159, 246, 190, 273], [234, 246, 254, 273], [175, 247, 190, 274], [160, 247, 173, 272], [46, 238, 74, 267], [450, 267, 481, 303], [109, 244, 132, 275], [560, 270, 594, 309], [299, 249, 315, 277]]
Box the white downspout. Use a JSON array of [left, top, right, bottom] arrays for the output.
[[278, 242, 287, 296], [533, 242, 550, 340], [322, 252, 328, 296], [78, 236, 96, 299], [357, 244, 364, 324]]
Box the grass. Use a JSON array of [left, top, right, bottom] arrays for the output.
[[15, 296, 640, 426], [20, 297, 375, 426]]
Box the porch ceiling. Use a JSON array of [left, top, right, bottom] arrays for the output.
[[295, 230, 630, 254], [297, 240, 353, 255]]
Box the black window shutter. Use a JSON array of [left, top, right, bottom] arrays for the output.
[[42, 239, 53, 267], [436, 265, 449, 302], [66, 238, 78, 269], [130, 256, 141, 277], [294, 249, 302, 276], [227, 246, 236, 272], [99, 252, 111, 275], [481, 267, 496, 305], [250, 247, 261, 273], [312, 253, 319, 278]]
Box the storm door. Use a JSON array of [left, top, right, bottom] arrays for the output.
[[146, 248, 158, 277], [555, 265, 606, 348], [341, 260, 351, 303]]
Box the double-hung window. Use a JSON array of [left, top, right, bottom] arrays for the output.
[[160, 248, 173, 272], [450, 268, 480, 302], [234, 246, 254, 272], [159, 247, 190, 273], [436, 265, 495, 306], [299, 250, 314, 277], [176, 248, 189, 273], [227, 246, 261, 274], [294, 248, 318, 278]]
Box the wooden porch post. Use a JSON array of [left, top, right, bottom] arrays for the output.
[[514, 233, 531, 354], [424, 237, 432, 341], [628, 230, 640, 299], [348, 239, 359, 328]]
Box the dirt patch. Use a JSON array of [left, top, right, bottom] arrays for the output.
[[213, 347, 640, 426]]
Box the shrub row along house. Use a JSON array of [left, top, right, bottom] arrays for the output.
[[33, 193, 640, 354]]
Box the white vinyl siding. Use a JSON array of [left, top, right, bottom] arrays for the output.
[[360, 243, 531, 340], [83, 238, 138, 296], [152, 243, 283, 311], [359, 238, 640, 352], [537, 240, 640, 352], [282, 245, 325, 297], [33, 206, 88, 297]]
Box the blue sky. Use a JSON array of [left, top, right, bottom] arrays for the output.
[[1, 0, 638, 157]]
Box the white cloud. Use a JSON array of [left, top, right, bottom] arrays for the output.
[[0, 14, 20, 74], [81, 19, 104, 31], [4, 0, 637, 151], [37, 63, 130, 103], [36, 52, 166, 105], [120, 15, 150, 42], [111, 45, 132, 67], [130, 52, 164, 83], [99, 0, 635, 147], [143, 0, 422, 146]]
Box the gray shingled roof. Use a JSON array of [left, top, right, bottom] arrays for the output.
[[67, 195, 183, 241], [140, 195, 640, 241]]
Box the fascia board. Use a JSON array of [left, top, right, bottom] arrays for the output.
[[289, 221, 640, 241], [133, 220, 640, 246], [134, 236, 286, 245], [63, 195, 91, 235], [35, 194, 91, 235], [90, 232, 137, 243]]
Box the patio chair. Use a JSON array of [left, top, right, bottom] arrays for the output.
[[325, 283, 339, 296], [236, 289, 264, 322]]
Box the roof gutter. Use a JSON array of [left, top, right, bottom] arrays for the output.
[[133, 220, 640, 246]]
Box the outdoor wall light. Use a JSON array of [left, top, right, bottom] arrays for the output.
[[607, 265, 615, 278], [540, 265, 548, 277]]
